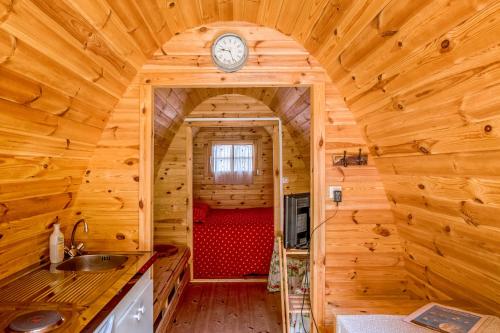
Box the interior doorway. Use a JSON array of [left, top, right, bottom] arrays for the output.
[[142, 84, 324, 333], [185, 118, 282, 282]]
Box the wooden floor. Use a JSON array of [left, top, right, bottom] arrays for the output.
[[166, 282, 283, 333]]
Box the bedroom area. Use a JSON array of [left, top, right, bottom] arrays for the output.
[[191, 125, 275, 280]]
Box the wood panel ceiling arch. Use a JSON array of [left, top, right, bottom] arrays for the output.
[[0, 0, 498, 316]]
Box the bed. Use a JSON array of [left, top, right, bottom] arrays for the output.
[[193, 206, 274, 279]]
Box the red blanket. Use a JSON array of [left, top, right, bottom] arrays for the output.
[[193, 207, 274, 279]]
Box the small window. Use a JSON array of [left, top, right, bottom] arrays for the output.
[[211, 143, 254, 184]]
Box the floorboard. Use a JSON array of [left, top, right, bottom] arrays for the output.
[[167, 282, 283, 333]]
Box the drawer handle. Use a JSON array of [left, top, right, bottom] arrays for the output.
[[133, 306, 145, 321]]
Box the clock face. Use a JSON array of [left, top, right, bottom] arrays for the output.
[[211, 33, 248, 72]]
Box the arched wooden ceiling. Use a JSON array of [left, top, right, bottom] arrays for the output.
[[153, 87, 310, 174], [0, 0, 499, 313]]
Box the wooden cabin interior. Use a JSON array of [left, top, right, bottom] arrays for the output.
[[0, 1, 499, 333]]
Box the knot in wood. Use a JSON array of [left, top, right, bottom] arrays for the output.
[[419, 146, 430, 154]]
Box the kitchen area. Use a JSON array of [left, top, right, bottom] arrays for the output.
[[0, 220, 189, 333]]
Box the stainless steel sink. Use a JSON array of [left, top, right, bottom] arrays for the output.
[[56, 254, 128, 272]]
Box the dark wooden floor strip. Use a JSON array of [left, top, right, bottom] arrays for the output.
[[167, 282, 282, 333]]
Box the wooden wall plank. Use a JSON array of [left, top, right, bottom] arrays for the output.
[[0, 30, 117, 106]]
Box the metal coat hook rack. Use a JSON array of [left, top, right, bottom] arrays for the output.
[[333, 148, 368, 167]]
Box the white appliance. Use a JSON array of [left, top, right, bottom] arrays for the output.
[[336, 315, 430, 333], [94, 268, 153, 333]]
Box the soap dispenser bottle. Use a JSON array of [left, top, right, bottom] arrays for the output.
[[50, 223, 64, 263]]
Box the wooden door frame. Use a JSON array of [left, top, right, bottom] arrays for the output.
[[139, 83, 326, 331], [139, 85, 153, 251], [310, 83, 326, 332]]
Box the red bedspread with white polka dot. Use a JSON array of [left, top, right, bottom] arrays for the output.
[[193, 207, 274, 279]]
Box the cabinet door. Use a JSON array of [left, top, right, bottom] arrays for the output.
[[115, 281, 153, 333], [94, 315, 114, 333]]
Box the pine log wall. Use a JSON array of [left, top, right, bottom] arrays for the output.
[[324, 84, 410, 324], [154, 125, 188, 245], [192, 127, 274, 209], [0, 0, 498, 327], [71, 81, 141, 251], [282, 127, 310, 195], [189, 94, 275, 209], [153, 88, 187, 178]]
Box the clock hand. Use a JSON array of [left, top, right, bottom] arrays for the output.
[[218, 48, 235, 63], [227, 48, 236, 62]]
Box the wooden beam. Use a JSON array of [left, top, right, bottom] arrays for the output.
[[185, 125, 194, 280], [273, 124, 281, 235], [310, 83, 326, 332], [185, 119, 279, 127], [139, 84, 153, 251], [139, 71, 328, 87]]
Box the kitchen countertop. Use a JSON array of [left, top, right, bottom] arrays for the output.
[[0, 251, 157, 332]]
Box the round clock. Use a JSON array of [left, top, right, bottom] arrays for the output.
[[211, 33, 248, 72]]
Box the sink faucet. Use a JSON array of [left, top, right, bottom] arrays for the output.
[[65, 219, 89, 257]]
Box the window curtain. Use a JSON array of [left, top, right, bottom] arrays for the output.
[[212, 144, 233, 184], [211, 144, 253, 184], [233, 144, 253, 184]]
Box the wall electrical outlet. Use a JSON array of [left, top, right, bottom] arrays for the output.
[[329, 185, 342, 203], [282, 177, 289, 184]]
